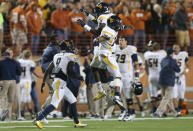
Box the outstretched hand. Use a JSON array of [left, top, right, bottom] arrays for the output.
[[80, 9, 89, 16], [77, 19, 86, 27]]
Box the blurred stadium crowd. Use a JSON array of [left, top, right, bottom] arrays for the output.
[[0, 0, 192, 123], [0, 0, 193, 56]]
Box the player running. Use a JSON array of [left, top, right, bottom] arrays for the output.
[[33, 41, 87, 129]]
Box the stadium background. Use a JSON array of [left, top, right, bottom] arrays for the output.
[[1, 0, 193, 113]]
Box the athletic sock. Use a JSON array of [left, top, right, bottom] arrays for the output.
[[70, 103, 79, 124], [114, 92, 120, 96], [36, 104, 55, 121], [97, 82, 103, 92]]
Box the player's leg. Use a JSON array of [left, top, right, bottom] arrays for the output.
[[178, 76, 186, 115], [63, 86, 87, 127], [34, 79, 66, 129], [102, 55, 125, 112], [123, 79, 136, 121], [26, 81, 34, 119], [91, 46, 106, 100], [149, 77, 159, 114], [173, 81, 179, 113], [20, 81, 26, 118], [135, 95, 145, 117], [92, 67, 106, 101]]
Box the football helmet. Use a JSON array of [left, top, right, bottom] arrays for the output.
[[59, 40, 74, 53], [132, 82, 143, 95], [107, 15, 122, 31], [93, 2, 110, 17]]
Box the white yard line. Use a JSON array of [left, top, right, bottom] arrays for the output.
[[0, 117, 193, 124], [0, 125, 70, 129]]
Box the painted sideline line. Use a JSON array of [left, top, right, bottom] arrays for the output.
[[0, 117, 193, 124], [0, 125, 70, 129]]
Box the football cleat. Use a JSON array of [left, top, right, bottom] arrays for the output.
[[113, 96, 124, 107], [118, 110, 126, 121], [93, 90, 106, 101], [124, 114, 136, 122], [123, 113, 131, 122], [0, 110, 8, 121], [41, 117, 49, 124], [141, 111, 146, 117], [17, 117, 26, 121], [74, 122, 88, 128], [33, 120, 45, 129]]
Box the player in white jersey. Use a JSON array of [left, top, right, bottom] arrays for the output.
[[78, 2, 114, 100], [78, 2, 133, 101], [144, 41, 166, 114], [172, 44, 189, 115], [18, 50, 42, 118], [33, 40, 87, 129], [114, 36, 143, 121]]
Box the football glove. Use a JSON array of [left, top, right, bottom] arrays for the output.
[[41, 82, 45, 93], [77, 19, 86, 27], [80, 9, 89, 16]]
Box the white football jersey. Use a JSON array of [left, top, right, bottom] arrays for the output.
[[18, 59, 36, 80], [97, 13, 114, 25], [114, 45, 137, 74], [173, 51, 188, 75], [99, 25, 118, 55], [53, 52, 78, 76], [144, 50, 166, 75]]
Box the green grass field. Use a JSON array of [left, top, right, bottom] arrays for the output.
[[1, 117, 193, 131]]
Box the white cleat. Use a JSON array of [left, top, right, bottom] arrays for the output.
[[123, 114, 131, 122], [63, 116, 71, 120], [17, 117, 26, 121], [124, 114, 136, 122], [141, 112, 145, 117], [130, 114, 136, 120], [104, 115, 112, 120], [41, 117, 49, 124], [118, 110, 126, 121]]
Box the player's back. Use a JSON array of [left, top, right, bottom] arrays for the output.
[[99, 25, 118, 54], [144, 50, 166, 75], [18, 59, 35, 80], [173, 51, 188, 74], [53, 52, 78, 76], [97, 13, 114, 25], [115, 45, 137, 74]]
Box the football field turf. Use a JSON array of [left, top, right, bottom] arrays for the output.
[[0, 117, 193, 131]]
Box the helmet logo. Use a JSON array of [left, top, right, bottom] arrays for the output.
[[98, 4, 102, 9], [110, 18, 114, 23], [65, 41, 70, 45]]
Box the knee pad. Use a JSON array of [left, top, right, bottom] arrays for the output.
[[114, 78, 121, 87], [157, 95, 162, 101], [126, 98, 133, 106]]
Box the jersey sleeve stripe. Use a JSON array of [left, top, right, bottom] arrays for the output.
[[98, 16, 108, 20]]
